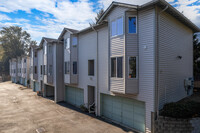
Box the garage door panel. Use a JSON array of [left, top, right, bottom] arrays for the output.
[[65, 86, 84, 107], [101, 94, 145, 132]]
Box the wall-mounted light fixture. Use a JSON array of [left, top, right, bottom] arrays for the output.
[[177, 56, 182, 59]]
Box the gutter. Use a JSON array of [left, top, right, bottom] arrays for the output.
[[155, 5, 168, 119]]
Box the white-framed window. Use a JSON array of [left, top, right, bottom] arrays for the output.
[[128, 16, 137, 34], [73, 61, 77, 74], [111, 17, 123, 37], [72, 37, 77, 46], [111, 57, 123, 78], [64, 38, 70, 49], [128, 57, 137, 78], [88, 60, 94, 76], [65, 61, 70, 74], [44, 45, 47, 55]]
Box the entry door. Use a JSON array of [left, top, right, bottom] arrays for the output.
[[88, 86, 95, 107]]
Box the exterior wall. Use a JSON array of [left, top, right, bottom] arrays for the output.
[[47, 43, 53, 84], [70, 34, 78, 84], [136, 8, 156, 133], [125, 11, 139, 94], [107, 7, 128, 94], [33, 48, 38, 80], [43, 41, 47, 84], [30, 48, 34, 83], [158, 8, 193, 109], [38, 49, 44, 91], [78, 31, 97, 107], [55, 43, 64, 102], [64, 32, 71, 84]]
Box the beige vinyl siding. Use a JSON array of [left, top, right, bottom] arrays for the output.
[[158, 8, 193, 109]]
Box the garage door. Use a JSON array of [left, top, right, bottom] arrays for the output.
[[65, 86, 84, 107], [101, 94, 145, 132]]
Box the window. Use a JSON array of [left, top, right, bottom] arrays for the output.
[[49, 45, 52, 53], [117, 57, 123, 78], [73, 61, 77, 74], [111, 58, 116, 77], [40, 65, 43, 75], [88, 60, 94, 76], [20, 68, 21, 73], [64, 38, 70, 49], [65, 62, 70, 74], [128, 57, 137, 78], [34, 66, 37, 74], [44, 45, 47, 55], [72, 37, 77, 46], [43, 65, 46, 75], [128, 17, 137, 33], [111, 57, 123, 78], [24, 59, 26, 63], [35, 52, 37, 58], [111, 17, 123, 37], [49, 65, 52, 76]]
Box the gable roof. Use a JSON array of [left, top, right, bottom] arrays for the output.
[[58, 28, 79, 40], [97, 0, 200, 33], [39, 37, 57, 47]]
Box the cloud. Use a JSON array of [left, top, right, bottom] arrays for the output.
[[0, 0, 199, 44], [0, 14, 11, 21]]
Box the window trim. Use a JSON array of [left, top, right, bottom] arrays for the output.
[[127, 15, 137, 34], [111, 16, 124, 38], [128, 56, 138, 79], [110, 56, 123, 79], [88, 60, 95, 76]]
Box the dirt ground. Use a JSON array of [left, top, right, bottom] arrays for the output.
[[0, 82, 134, 133]]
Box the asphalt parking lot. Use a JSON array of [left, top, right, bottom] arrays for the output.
[[0, 82, 134, 133]]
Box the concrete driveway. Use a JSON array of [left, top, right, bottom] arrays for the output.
[[0, 82, 134, 133]]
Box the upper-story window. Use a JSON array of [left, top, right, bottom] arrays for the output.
[[128, 17, 137, 33], [49, 65, 52, 76], [88, 60, 94, 76], [65, 38, 70, 49], [72, 37, 77, 46], [111, 57, 123, 78], [35, 52, 37, 58], [65, 62, 70, 74], [44, 45, 47, 55], [24, 59, 26, 63], [73, 61, 77, 75], [128, 57, 137, 78], [34, 66, 37, 74], [111, 17, 123, 37]]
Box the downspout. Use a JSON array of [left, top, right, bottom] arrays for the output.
[[91, 25, 99, 116], [156, 5, 168, 119]]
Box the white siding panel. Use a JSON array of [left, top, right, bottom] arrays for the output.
[[158, 10, 193, 109]]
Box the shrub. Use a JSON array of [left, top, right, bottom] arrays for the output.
[[160, 101, 200, 118]]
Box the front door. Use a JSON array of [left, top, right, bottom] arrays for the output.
[[88, 86, 95, 113]]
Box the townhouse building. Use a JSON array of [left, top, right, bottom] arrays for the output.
[[17, 56, 22, 84], [9, 58, 18, 83], [9, 0, 199, 132], [39, 37, 64, 102], [21, 56, 30, 86]]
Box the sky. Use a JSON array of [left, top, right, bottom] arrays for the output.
[[0, 0, 200, 44]]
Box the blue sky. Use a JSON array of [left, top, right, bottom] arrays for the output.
[[0, 0, 200, 43]]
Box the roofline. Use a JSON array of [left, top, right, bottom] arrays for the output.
[[139, 0, 200, 32], [97, 1, 138, 24], [97, 0, 200, 33], [58, 28, 79, 40], [77, 22, 108, 34]]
